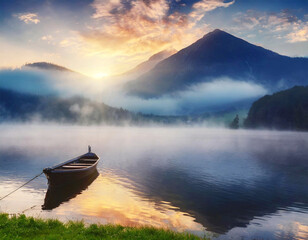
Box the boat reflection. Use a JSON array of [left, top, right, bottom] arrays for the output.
[[48, 169, 205, 234], [42, 170, 99, 210]]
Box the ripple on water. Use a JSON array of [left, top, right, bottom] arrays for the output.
[[0, 125, 307, 239]]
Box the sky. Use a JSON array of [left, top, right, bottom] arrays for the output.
[[0, 0, 307, 78]]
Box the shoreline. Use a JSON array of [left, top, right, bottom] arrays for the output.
[[0, 213, 210, 240]]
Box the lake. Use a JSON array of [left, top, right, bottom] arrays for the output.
[[0, 124, 307, 239]]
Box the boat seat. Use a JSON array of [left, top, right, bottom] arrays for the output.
[[62, 165, 88, 169], [79, 158, 97, 162], [70, 163, 93, 166]]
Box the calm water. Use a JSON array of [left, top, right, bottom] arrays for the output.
[[0, 124, 307, 239]]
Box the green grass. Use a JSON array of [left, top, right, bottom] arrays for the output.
[[0, 213, 209, 240]]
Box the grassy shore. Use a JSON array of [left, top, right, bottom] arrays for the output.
[[0, 213, 208, 240]]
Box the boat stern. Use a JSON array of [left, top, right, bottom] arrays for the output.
[[43, 167, 52, 174]]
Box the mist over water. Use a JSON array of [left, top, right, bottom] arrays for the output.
[[0, 67, 267, 115], [99, 78, 267, 115], [0, 124, 307, 239]]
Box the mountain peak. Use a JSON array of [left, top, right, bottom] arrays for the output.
[[125, 29, 308, 99], [201, 29, 236, 42], [188, 28, 274, 58], [207, 28, 224, 34]]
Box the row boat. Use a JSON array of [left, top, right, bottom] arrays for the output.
[[42, 169, 99, 210], [43, 146, 100, 186]]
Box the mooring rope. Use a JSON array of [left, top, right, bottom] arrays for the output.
[[21, 205, 37, 214], [0, 172, 43, 201]]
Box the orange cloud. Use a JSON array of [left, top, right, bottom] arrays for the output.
[[82, 0, 234, 56], [17, 13, 40, 24], [287, 25, 308, 43], [190, 0, 235, 22]]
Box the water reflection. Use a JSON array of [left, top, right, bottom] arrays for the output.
[[42, 170, 99, 210], [0, 125, 308, 239], [126, 163, 308, 234], [44, 169, 205, 234], [216, 210, 308, 240]]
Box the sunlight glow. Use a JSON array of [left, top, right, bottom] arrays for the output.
[[92, 72, 109, 79], [54, 171, 205, 233]]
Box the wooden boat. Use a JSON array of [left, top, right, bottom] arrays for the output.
[[42, 169, 99, 210], [43, 146, 100, 186]]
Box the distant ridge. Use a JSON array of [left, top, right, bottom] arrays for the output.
[[120, 48, 177, 78], [148, 48, 177, 62], [125, 29, 308, 98], [25, 62, 74, 72]]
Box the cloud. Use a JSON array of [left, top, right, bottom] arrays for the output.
[[286, 25, 308, 43], [232, 10, 308, 43], [232, 11, 263, 30], [233, 10, 296, 31], [17, 13, 40, 24], [85, 0, 181, 54], [190, 0, 235, 22], [0, 0, 235, 76], [83, 0, 234, 55], [102, 78, 267, 115], [41, 35, 53, 41], [41, 35, 54, 45]]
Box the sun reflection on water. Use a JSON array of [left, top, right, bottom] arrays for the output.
[[52, 169, 204, 233]]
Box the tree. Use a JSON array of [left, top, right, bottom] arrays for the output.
[[229, 114, 239, 129]]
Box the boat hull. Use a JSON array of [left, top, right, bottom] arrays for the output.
[[44, 164, 98, 186], [43, 151, 100, 186]]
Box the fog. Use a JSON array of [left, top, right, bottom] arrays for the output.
[[0, 68, 267, 116], [103, 78, 267, 115], [0, 124, 306, 167], [0, 67, 101, 97]]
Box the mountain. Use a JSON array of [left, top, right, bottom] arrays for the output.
[[0, 61, 97, 97], [25, 62, 74, 72], [124, 29, 308, 98], [25, 48, 177, 80], [105, 48, 177, 87], [121, 48, 177, 78], [244, 86, 308, 130]]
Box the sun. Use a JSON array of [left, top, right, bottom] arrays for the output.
[[92, 72, 109, 79]]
